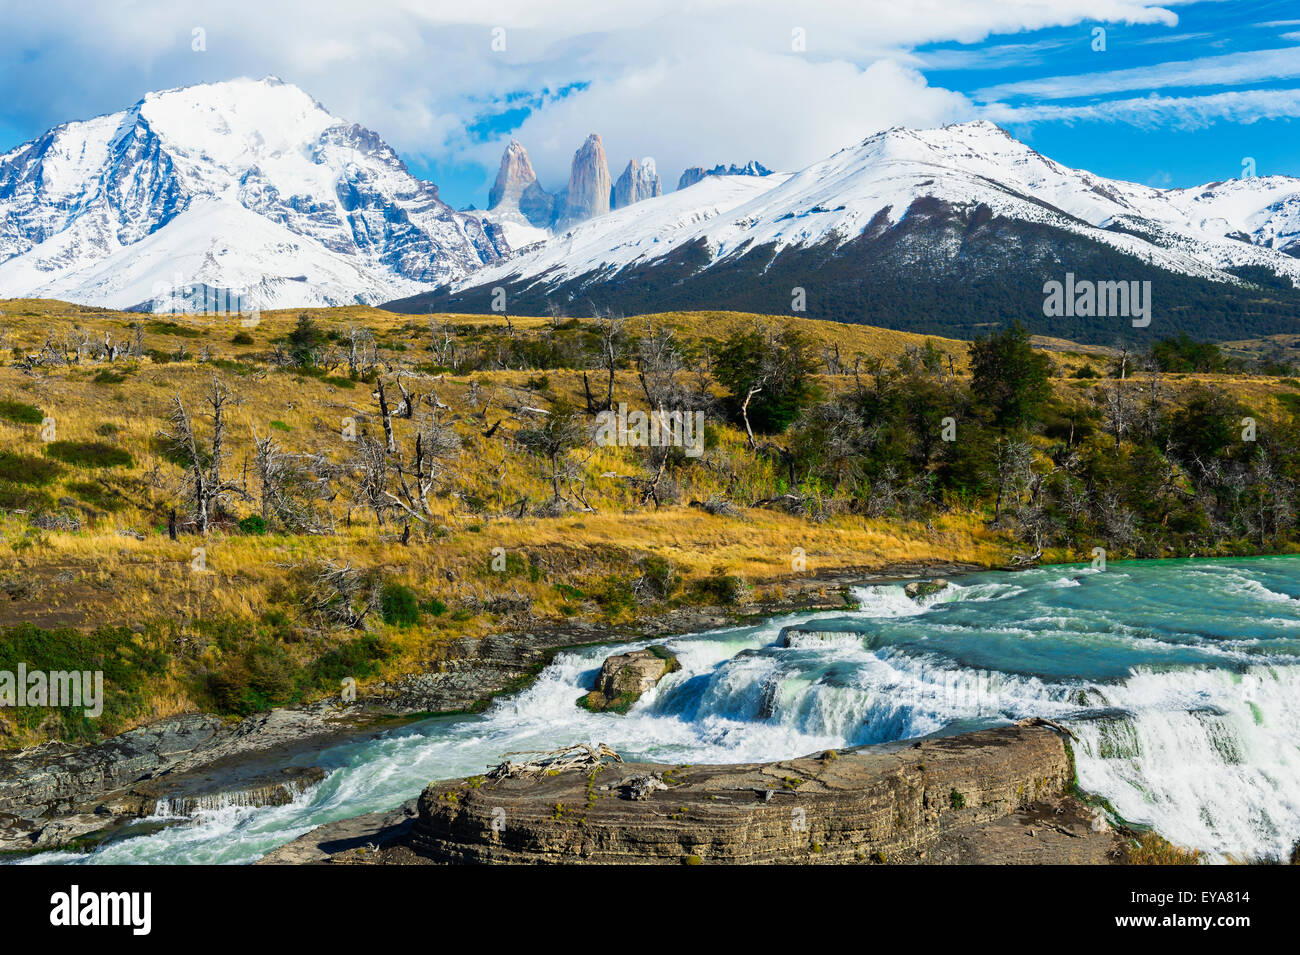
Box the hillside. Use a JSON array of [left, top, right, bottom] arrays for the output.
[[1, 297, 1298, 748]]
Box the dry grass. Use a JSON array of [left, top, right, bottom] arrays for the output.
[[0, 298, 1026, 743], [1, 296, 1282, 745], [1123, 830, 1204, 865]]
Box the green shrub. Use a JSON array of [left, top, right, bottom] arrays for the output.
[[145, 319, 202, 338], [638, 554, 680, 600], [66, 480, 124, 513], [0, 482, 55, 511], [0, 451, 62, 485], [308, 633, 389, 685], [554, 583, 585, 601], [690, 571, 748, 605], [418, 597, 448, 617], [0, 623, 170, 740], [45, 441, 134, 468], [485, 550, 541, 581], [231, 331, 255, 345], [238, 515, 268, 535], [380, 582, 420, 627], [589, 575, 635, 615], [207, 642, 297, 716], [0, 399, 43, 424], [269, 420, 291, 432]]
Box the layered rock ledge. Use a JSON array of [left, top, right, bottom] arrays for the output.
[[272, 724, 1122, 864]]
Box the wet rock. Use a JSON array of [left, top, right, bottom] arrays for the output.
[[578, 647, 680, 713], [256, 798, 419, 864], [0, 707, 351, 853], [904, 578, 949, 599]]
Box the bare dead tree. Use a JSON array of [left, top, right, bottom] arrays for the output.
[[1102, 377, 1132, 450], [516, 401, 584, 509], [636, 323, 687, 409], [991, 435, 1034, 525], [430, 319, 458, 371], [346, 324, 377, 377], [585, 309, 626, 414], [162, 376, 247, 534], [351, 382, 463, 526], [253, 431, 336, 533], [301, 560, 378, 630], [373, 379, 397, 453], [394, 376, 418, 419], [349, 432, 397, 525]]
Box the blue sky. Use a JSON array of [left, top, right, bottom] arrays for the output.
[[0, 0, 1296, 208]]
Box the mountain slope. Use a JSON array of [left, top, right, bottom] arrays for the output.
[[0, 77, 506, 310], [389, 121, 1300, 343]]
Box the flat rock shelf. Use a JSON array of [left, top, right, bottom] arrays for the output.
[[263, 724, 1123, 865]]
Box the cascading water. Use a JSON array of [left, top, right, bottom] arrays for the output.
[[21, 556, 1300, 865]]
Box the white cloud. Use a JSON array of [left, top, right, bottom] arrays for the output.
[[977, 46, 1300, 101], [469, 57, 973, 189], [983, 87, 1300, 128], [0, 0, 1202, 198]]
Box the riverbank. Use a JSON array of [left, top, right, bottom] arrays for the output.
[[15, 555, 1299, 864], [0, 561, 980, 855]]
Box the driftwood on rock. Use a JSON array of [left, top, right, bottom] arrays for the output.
[[485, 743, 623, 781], [603, 772, 668, 800], [1015, 716, 1078, 741]]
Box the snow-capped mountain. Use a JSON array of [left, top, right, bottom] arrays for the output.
[[390, 121, 1300, 342], [0, 77, 506, 310]]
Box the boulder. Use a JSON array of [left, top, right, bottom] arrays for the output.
[[904, 578, 949, 600], [579, 647, 680, 713]]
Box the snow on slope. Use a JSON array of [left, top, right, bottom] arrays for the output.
[[454, 120, 1300, 296], [0, 77, 504, 309], [453, 173, 788, 291], [1, 198, 433, 310], [5, 89, 1298, 312]]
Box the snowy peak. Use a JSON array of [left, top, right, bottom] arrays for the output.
[[0, 77, 506, 310], [387, 117, 1300, 345], [557, 133, 613, 229], [487, 139, 554, 229], [612, 157, 663, 209], [135, 77, 337, 169]]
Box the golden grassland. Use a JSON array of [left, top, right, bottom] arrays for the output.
[[0, 296, 1295, 743]]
